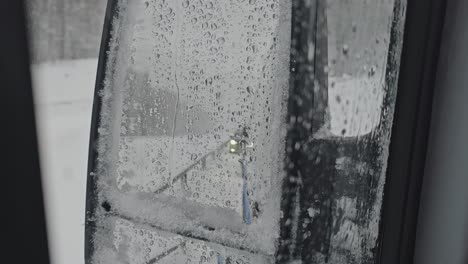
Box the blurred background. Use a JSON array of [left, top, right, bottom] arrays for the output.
[[26, 1, 106, 264]]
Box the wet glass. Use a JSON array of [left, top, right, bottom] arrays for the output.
[[86, 0, 407, 263]]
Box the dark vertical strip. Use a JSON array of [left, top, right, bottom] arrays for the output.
[[277, 0, 315, 261], [277, 0, 329, 262], [1, 1, 50, 264], [85, 0, 119, 263], [298, 1, 333, 261], [414, 1, 468, 263], [312, 0, 329, 131], [378, 0, 447, 263]]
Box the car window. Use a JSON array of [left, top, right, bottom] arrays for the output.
[[87, 0, 406, 263]]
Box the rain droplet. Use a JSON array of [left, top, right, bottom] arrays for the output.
[[205, 1, 214, 9], [368, 66, 376, 76], [342, 44, 349, 55], [217, 37, 225, 45]]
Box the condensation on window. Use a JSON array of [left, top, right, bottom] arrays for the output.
[[87, 0, 406, 263]]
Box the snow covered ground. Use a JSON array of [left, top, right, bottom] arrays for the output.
[[32, 58, 98, 264]]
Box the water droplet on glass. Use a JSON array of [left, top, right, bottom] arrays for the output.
[[342, 44, 349, 55], [368, 66, 376, 76], [217, 37, 225, 45]]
